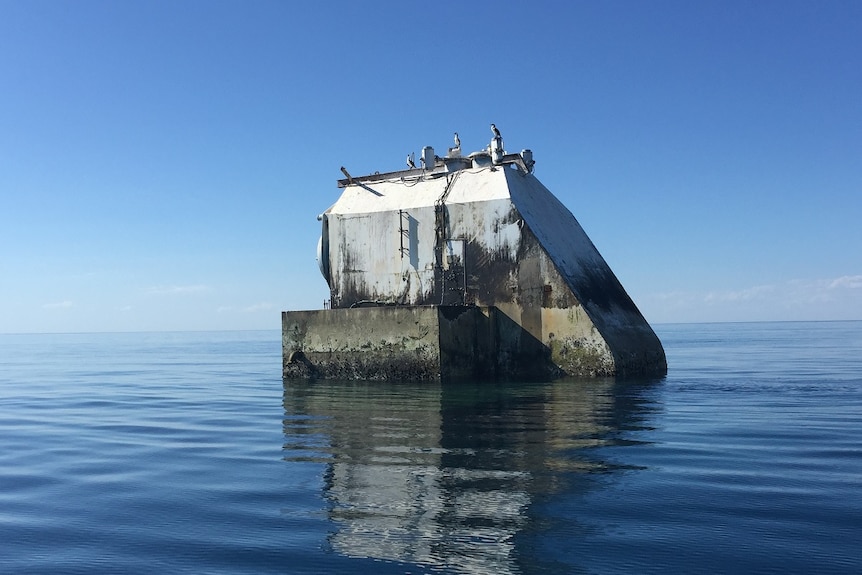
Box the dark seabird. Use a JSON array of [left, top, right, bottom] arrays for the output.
[[406, 153, 416, 169], [454, 132, 461, 149], [491, 123, 501, 139]]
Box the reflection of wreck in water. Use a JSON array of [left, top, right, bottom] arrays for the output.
[[282, 379, 657, 574]]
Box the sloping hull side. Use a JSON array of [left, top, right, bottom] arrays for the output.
[[442, 197, 617, 376], [505, 169, 667, 376]]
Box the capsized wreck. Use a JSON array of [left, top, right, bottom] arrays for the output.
[[283, 127, 666, 381]]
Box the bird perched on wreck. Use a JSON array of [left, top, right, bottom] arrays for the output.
[[453, 132, 461, 149], [490, 123, 501, 139], [406, 153, 416, 169]]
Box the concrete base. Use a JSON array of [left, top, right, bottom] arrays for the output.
[[282, 306, 567, 382]]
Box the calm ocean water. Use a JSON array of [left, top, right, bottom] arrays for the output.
[[1, 322, 860, 574]]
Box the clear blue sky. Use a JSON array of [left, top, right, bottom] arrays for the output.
[[2, 0, 860, 333]]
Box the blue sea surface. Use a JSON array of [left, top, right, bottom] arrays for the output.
[[1, 322, 860, 574]]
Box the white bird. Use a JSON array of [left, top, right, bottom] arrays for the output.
[[491, 123, 501, 139], [406, 153, 416, 169], [454, 132, 461, 149]]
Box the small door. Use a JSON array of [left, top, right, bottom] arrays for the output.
[[441, 239, 466, 305]]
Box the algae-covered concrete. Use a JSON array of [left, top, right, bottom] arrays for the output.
[[283, 307, 442, 381], [283, 305, 569, 381]]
